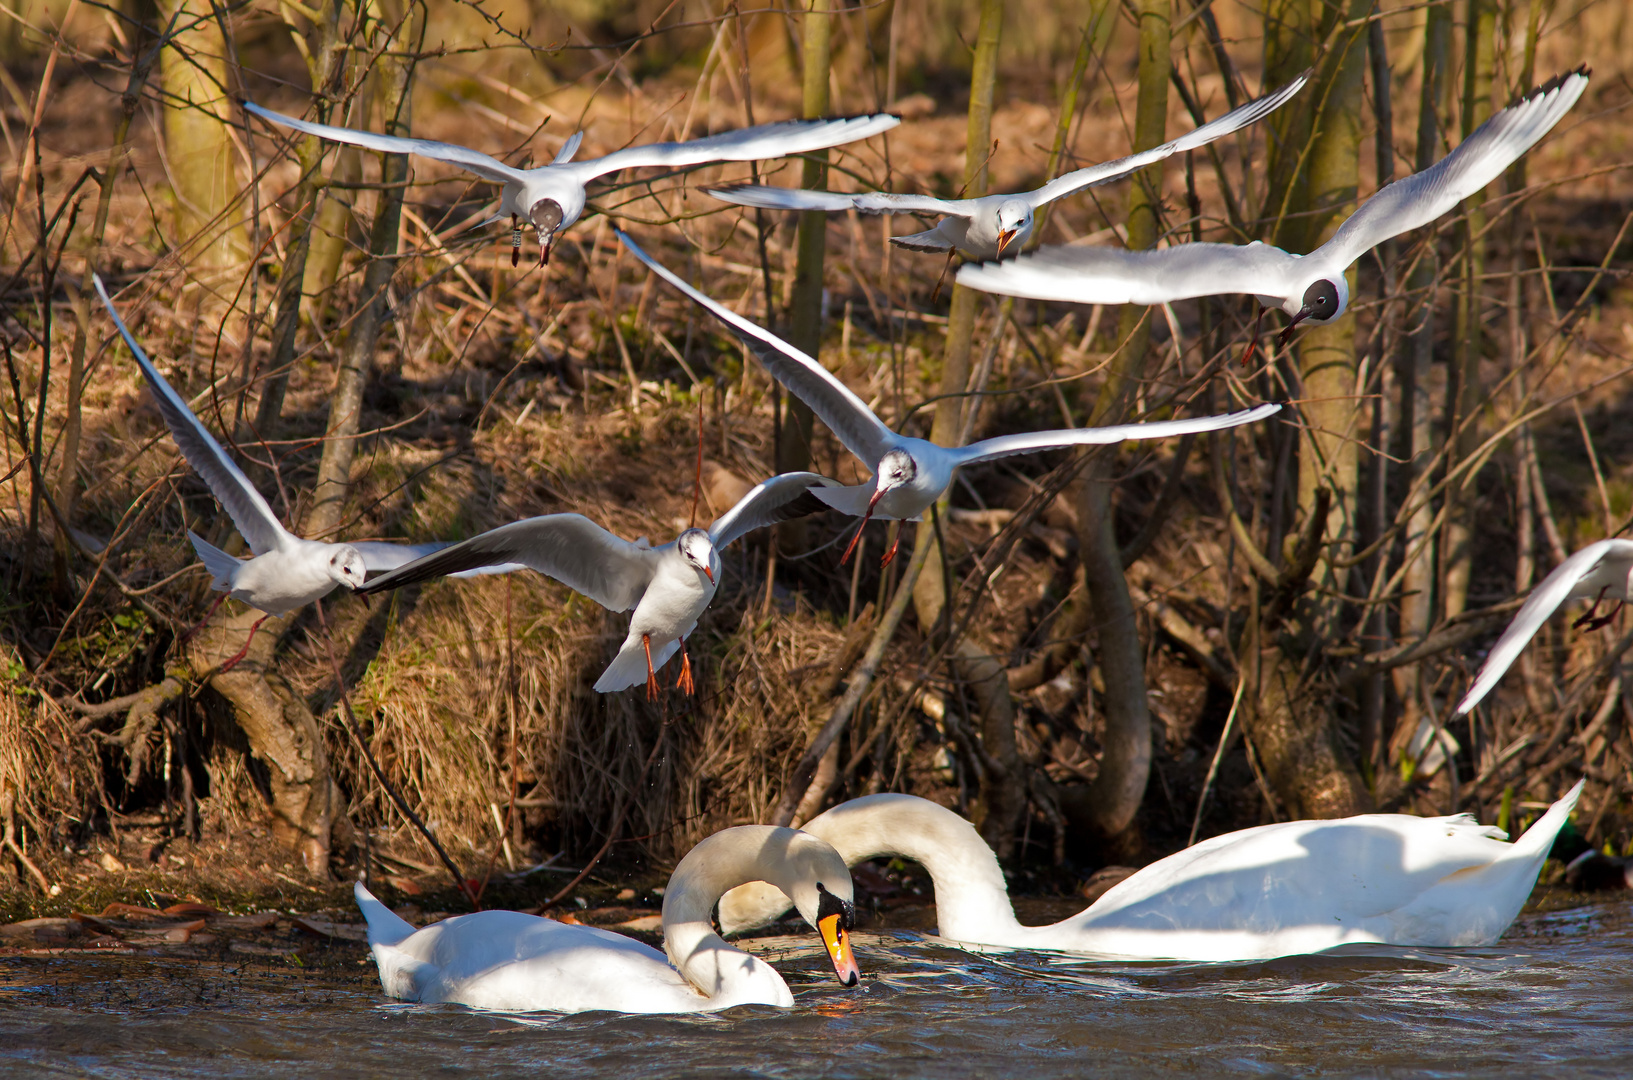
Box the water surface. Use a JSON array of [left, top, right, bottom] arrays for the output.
[[3, 901, 1630, 1078]]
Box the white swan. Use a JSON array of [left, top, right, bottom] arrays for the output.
[[356, 825, 859, 1014], [718, 785, 1583, 962]]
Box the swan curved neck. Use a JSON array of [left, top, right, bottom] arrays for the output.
[[662, 826, 831, 1007], [808, 795, 1028, 944]]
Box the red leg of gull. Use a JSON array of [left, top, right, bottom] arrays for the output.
[[178, 591, 229, 649], [510, 215, 521, 268], [1574, 586, 1624, 631], [878, 529, 902, 568], [1238, 305, 1267, 369], [642, 633, 659, 701], [219, 613, 271, 673], [839, 521, 869, 566], [676, 639, 695, 695]]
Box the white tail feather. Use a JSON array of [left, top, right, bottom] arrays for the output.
[[594, 636, 683, 693], [188, 531, 242, 591]]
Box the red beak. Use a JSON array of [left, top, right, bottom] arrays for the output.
[[702, 565, 715, 584], [839, 488, 886, 566], [996, 228, 1018, 258], [1278, 310, 1311, 347]]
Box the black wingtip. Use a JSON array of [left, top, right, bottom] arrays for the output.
[[1509, 65, 1591, 108]]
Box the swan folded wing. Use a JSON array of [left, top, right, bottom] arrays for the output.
[[951, 403, 1281, 467], [956, 241, 1302, 307], [94, 277, 287, 556], [709, 471, 840, 550], [573, 114, 900, 180], [350, 541, 529, 579], [1455, 539, 1624, 714], [242, 102, 526, 185], [1028, 72, 1309, 207], [404, 911, 707, 1013], [620, 231, 896, 466], [1079, 818, 1499, 933], [353, 514, 656, 611], [1321, 68, 1587, 271]]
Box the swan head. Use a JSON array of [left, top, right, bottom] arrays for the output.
[[994, 198, 1033, 259], [529, 198, 565, 264], [327, 546, 368, 590], [1280, 276, 1348, 341], [677, 527, 717, 584]]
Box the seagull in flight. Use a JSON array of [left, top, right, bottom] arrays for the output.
[[706, 75, 1307, 262], [958, 68, 1589, 346], [1455, 538, 1633, 716], [243, 102, 899, 266], [355, 473, 838, 698], [94, 277, 517, 671], [618, 231, 1280, 567]]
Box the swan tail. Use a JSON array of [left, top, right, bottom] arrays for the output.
[[1509, 779, 1585, 862], [355, 882, 437, 1001], [188, 531, 242, 591], [354, 881, 416, 947], [593, 636, 682, 693]]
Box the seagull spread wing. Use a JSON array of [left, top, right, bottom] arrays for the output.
[[353, 514, 658, 611], [349, 541, 528, 579], [709, 472, 840, 551], [243, 102, 527, 185], [618, 230, 898, 468], [957, 240, 1303, 307], [952, 404, 1281, 466], [568, 114, 899, 181], [1029, 72, 1310, 208], [1320, 68, 1588, 270], [1456, 537, 1631, 715], [705, 184, 978, 218], [94, 276, 289, 557]]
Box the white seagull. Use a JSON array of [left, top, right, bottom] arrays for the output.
[[94, 276, 517, 671], [706, 74, 1308, 262], [957, 68, 1589, 345], [243, 101, 899, 265], [619, 231, 1280, 566], [1456, 538, 1633, 715], [355, 472, 838, 697]]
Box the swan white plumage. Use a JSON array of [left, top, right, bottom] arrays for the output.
[[356, 825, 860, 1014], [718, 786, 1583, 962]]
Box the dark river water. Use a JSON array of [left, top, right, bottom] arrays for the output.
[[2, 899, 1631, 1079]]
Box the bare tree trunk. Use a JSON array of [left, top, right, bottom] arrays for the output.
[[158, 0, 248, 288], [1442, 0, 1497, 619], [908, 0, 1022, 854], [300, 78, 365, 327], [1055, 0, 1173, 852], [1390, 0, 1452, 764], [309, 6, 416, 539], [254, 0, 345, 433], [778, 0, 832, 477], [1244, 0, 1372, 819], [189, 612, 344, 876]]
